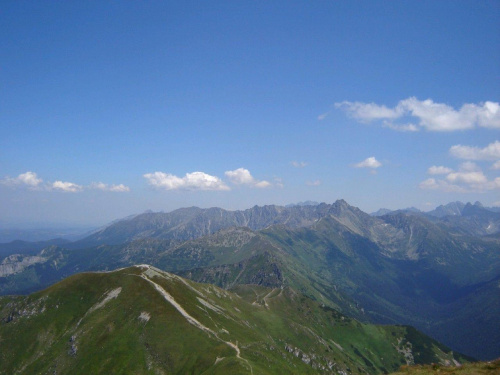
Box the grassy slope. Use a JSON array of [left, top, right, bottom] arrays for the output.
[[0, 266, 468, 375]]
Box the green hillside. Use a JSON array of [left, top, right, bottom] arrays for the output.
[[0, 266, 469, 374]]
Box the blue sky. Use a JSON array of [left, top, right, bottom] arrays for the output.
[[1, 1, 499, 227]]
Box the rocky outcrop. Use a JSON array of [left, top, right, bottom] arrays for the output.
[[0, 254, 46, 277]]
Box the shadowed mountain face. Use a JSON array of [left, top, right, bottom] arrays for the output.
[[0, 266, 470, 375], [426, 201, 466, 218], [438, 202, 500, 236], [1, 200, 499, 360], [256, 218, 500, 360]]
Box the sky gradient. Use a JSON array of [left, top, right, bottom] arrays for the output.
[[1, 1, 499, 227]]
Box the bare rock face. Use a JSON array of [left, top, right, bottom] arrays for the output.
[[0, 254, 46, 277]]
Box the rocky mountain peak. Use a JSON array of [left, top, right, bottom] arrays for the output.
[[330, 199, 352, 212]]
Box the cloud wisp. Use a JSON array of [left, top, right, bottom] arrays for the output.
[[90, 182, 131, 192], [291, 161, 308, 168], [306, 180, 321, 186], [334, 97, 500, 132], [317, 112, 330, 121]]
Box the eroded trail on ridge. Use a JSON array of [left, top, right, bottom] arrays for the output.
[[137, 266, 253, 374]]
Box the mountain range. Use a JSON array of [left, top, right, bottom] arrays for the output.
[[0, 200, 499, 362]]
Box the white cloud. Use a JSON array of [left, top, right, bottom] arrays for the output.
[[52, 181, 83, 193], [419, 178, 465, 193], [106, 184, 130, 192], [446, 171, 487, 184], [419, 178, 439, 190], [491, 161, 500, 170], [477, 101, 500, 129], [16, 171, 42, 187], [335, 97, 500, 131], [420, 162, 500, 192], [2, 172, 131, 193], [449, 140, 500, 160], [254, 180, 272, 188], [398, 97, 474, 131], [427, 166, 453, 175], [225, 168, 255, 185], [306, 180, 321, 186], [291, 161, 308, 168], [354, 157, 382, 169], [225, 168, 271, 188], [91, 182, 130, 192], [144, 171, 230, 191], [493, 201, 500, 207], [1, 171, 43, 188]]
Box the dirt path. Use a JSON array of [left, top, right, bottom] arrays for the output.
[[138, 266, 253, 374]]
